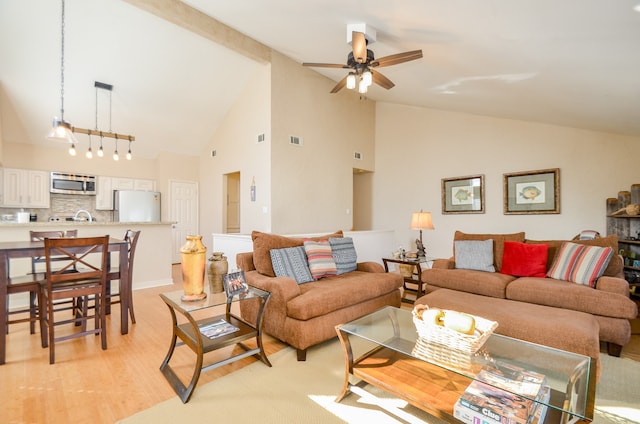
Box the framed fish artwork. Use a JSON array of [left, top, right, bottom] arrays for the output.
[[503, 168, 560, 214], [442, 174, 485, 214]]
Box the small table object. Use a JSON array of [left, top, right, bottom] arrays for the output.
[[335, 306, 595, 423], [382, 257, 430, 304], [159, 286, 271, 403]]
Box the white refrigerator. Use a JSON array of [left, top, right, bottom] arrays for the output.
[[114, 190, 161, 222]]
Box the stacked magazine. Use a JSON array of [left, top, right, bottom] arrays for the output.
[[199, 319, 239, 339], [454, 362, 551, 424]]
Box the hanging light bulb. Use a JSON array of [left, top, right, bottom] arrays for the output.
[[346, 73, 356, 90], [358, 78, 368, 94], [86, 133, 93, 158], [47, 0, 76, 144], [362, 69, 372, 87], [68, 142, 76, 156], [97, 134, 104, 157], [113, 135, 119, 161], [126, 137, 132, 160]]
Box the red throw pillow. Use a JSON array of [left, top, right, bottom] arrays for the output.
[[500, 241, 548, 278]]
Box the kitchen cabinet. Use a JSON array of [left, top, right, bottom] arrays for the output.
[[1, 168, 50, 208], [95, 176, 157, 210]]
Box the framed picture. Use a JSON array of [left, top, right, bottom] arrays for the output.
[[223, 270, 249, 297], [442, 174, 485, 214], [503, 168, 560, 214]]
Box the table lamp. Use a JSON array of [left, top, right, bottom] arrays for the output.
[[410, 210, 435, 258]]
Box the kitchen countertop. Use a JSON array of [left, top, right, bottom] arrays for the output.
[[0, 221, 175, 227]]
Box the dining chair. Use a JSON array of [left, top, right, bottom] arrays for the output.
[[5, 230, 77, 339], [40, 235, 109, 364], [106, 230, 141, 324]]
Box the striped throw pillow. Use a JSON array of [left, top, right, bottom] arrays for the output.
[[547, 241, 614, 287], [303, 240, 337, 280]]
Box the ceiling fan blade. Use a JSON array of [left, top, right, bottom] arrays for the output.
[[370, 50, 423, 68], [351, 31, 367, 64], [372, 71, 395, 90], [302, 62, 350, 69], [330, 76, 348, 93]]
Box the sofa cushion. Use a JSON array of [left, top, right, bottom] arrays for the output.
[[329, 237, 357, 274], [547, 242, 614, 287], [525, 234, 621, 277], [500, 241, 548, 277], [251, 230, 343, 277], [270, 246, 313, 284], [454, 231, 525, 270], [422, 268, 516, 298], [454, 240, 495, 272], [286, 271, 403, 321], [304, 240, 338, 280], [506, 277, 638, 319]]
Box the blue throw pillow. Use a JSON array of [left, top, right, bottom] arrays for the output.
[[329, 237, 358, 274], [270, 246, 314, 284]]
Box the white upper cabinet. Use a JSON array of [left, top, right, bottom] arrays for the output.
[[1, 168, 50, 208], [95, 176, 157, 210]]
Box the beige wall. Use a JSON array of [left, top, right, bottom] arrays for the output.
[[372, 102, 640, 259], [269, 51, 376, 234], [199, 62, 272, 242]]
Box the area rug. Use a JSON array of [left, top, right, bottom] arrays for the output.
[[119, 340, 640, 424]]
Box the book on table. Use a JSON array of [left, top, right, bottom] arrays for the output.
[[199, 319, 239, 339], [453, 363, 548, 424]]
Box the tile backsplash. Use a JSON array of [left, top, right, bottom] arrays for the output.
[[0, 194, 113, 222]]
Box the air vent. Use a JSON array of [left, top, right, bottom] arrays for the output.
[[289, 135, 303, 146], [211, 150, 217, 157], [354, 151, 363, 160], [257, 133, 265, 143]]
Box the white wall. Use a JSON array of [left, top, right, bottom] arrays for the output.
[[373, 102, 640, 259]]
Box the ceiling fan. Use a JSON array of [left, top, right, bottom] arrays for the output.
[[303, 31, 423, 94]]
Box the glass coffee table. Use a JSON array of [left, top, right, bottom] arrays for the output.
[[335, 306, 595, 423], [159, 286, 271, 403]]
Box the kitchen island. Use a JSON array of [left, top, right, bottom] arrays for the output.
[[0, 221, 174, 295]]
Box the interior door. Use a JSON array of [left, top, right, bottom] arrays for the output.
[[225, 172, 240, 233], [169, 180, 199, 263]]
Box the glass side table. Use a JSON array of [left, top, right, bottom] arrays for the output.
[[159, 286, 271, 403]]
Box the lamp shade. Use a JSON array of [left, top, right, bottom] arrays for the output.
[[47, 118, 77, 143], [410, 211, 435, 230]]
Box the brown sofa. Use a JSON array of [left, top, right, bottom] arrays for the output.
[[237, 231, 403, 360], [420, 231, 638, 356]]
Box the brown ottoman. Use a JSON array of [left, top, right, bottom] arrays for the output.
[[416, 288, 601, 379]]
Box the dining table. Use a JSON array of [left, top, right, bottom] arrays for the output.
[[0, 237, 130, 364]]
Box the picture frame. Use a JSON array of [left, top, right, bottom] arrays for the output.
[[223, 270, 249, 297], [442, 174, 485, 214], [503, 168, 560, 215]]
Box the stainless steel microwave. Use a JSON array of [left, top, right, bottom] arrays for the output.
[[50, 172, 97, 195]]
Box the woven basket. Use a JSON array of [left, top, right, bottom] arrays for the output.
[[412, 309, 498, 354], [412, 338, 476, 371]]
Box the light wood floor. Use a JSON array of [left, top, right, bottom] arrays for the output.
[[0, 265, 288, 424]]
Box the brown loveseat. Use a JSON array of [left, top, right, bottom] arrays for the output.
[[237, 231, 403, 360], [419, 231, 638, 356]]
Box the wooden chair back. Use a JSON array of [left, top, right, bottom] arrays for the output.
[[30, 230, 78, 274]]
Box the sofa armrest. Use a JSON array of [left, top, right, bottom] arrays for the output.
[[244, 270, 301, 302], [432, 258, 455, 269], [236, 252, 256, 271], [357, 261, 385, 273], [596, 275, 632, 297]]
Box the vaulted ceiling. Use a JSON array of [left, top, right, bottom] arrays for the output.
[[2, 0, 639, 160]]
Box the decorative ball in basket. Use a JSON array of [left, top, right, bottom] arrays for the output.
[[412, 304, 498, 354]]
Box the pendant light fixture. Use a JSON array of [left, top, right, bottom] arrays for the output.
[[47, 0, 135, 161], [47, 0, 77, 144]]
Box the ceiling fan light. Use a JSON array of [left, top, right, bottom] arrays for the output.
[[362, 69, 372, 86], [346, 73, 356, 90], [358, 79, 368, 94]]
